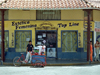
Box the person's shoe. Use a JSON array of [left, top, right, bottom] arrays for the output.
[[22, 61, 26, 64]]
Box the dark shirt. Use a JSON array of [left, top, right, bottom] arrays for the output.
[[27, 44, 33, 51]]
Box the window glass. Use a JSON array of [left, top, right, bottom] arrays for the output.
[[62, 31, 77, 52], [84, 11, 93, 21], [36, 10, 61, 20]]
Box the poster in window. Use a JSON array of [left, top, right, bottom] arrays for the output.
[[38, 35, 42, 38], [37, 42, 42, 45], [47, 48, 56, 57], [43, 33, 46, 37]]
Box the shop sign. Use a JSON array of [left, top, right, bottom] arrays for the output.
[[95, 22, 100, 28], [95, 28, 100, 32], [57, 22, 79, 28], [12, 21, 37, 29]]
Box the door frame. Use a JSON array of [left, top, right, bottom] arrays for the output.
[[35, 30, 58, 58]]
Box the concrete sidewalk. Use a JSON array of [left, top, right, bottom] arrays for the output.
[[1, 59, 100, 66]]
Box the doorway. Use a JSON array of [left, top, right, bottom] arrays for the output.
[[36, 30, 57, 58]]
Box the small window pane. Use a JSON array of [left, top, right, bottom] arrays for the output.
[[36, 10, 61, 20], [84, 11, 93, 21]]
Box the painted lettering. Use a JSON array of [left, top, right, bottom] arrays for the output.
[[78, 33, 81, 47], [58, 22, 79, 28], [16, 25, 19, 30], [58, 23, 67, 28], [12, 33, 14, 46], [69, 22, 79, 26], [19, 25, 37, 29], [12, 21, 30, 26], [12, 22, 15, 26], [12, 21, 37, 29]]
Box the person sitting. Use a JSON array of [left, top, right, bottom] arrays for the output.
[[23, 40, 33, 63]]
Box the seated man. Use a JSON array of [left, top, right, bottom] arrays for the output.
[[23, 40, 33, 63]]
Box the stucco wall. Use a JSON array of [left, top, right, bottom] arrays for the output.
[[93, 10, 100, 21], [61, 10, 84, 20], [8, 10, 36, 20]]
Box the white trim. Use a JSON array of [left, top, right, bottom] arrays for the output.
[[0, 7, 100, 10]]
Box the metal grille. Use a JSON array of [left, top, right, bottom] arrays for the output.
[[15, 31, 31, 52], [62, 31, 77, 52]]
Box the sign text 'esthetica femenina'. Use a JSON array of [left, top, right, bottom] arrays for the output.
[[12, 21, 37, 29]]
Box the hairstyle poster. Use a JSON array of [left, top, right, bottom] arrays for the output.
[[47, 48, 56, 57]]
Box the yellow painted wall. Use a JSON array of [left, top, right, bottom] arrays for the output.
[[8, 10, 36, 20], [3, 21, 94, 48], [93, 10, 100, 21], [4, 21, 94, 49], [61, 10, 84, 20]]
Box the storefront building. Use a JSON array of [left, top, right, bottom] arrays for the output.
[[0, 0, 100, 62], [0, 10, 95, 61]]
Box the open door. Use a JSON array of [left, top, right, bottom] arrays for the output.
[[36, 31, 57, 58]]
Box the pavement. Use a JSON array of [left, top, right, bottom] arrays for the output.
[[0, 65, 100, 75]]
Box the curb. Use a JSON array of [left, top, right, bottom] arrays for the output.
[[1, 61, 100, 66], [2, 62, 89, 66]]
